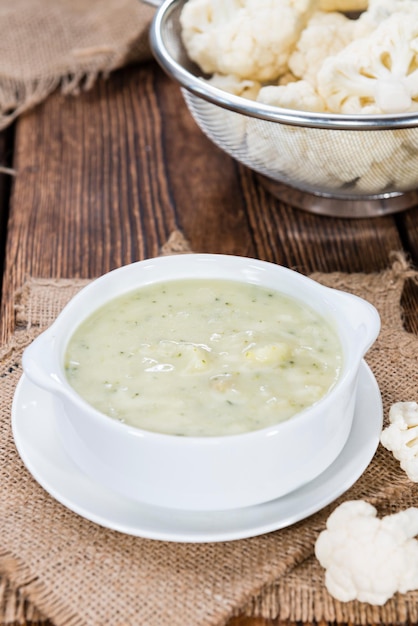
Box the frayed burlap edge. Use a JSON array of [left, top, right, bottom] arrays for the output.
[[1, 244, 418, 626], [0, 566, 48, 625], [0, 546, 78, 626], [0, 328, 82, 626], [13, 230, 192, 333], [0, 1, 156, 131], [1, 229, 194, 626], [238, 250, 418, 624]]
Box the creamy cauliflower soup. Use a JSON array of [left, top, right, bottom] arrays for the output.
[[64, 279, 343, 437]]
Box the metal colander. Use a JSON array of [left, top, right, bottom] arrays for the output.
[[149, 0, 418, 217]]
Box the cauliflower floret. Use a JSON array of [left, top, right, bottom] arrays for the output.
[[245, 121, 323, 188], [158, 340, 212, 373], [380, 401, 418, 481], [183, 88, 249, 149], [356, 136, 418, 192], [354, 0, 418, 37], [180, 0, 318, 82], [206, 72, 261, 100], [288, 11, 357, 85], [257, 80, 327, 112], [277, 71, 299, 86], [317, 12, 418, 114], [318, 0, 367, 10], [245, 120, 402, 191], [315, 500, 418, 605], [244, 342, 292, 364]]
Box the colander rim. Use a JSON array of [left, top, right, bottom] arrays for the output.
[[150, 0, 418, 131]]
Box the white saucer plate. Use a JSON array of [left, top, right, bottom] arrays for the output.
[[12, 361, 382, 543]]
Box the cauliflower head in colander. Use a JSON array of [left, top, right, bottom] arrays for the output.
[[180, 0, 317, 82], [317, 11, 418, 114], [381, 401, 418, 481], [245, 119, 404, 192], [288, 10, 357, 86]]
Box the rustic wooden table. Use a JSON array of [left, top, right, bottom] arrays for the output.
[[1, 59, 418, 625]]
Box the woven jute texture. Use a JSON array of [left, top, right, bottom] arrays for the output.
[[0, 0, 155, 131], [1, 242, 418, 626]]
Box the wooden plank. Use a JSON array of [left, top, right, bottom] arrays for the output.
[[0, 62, 176, 343], [0, 126, 15, 300], [236, 168, 405, 273], [155, 70, 403, 274], [0, 62, 262, 344], [390, 210, 418, 334], [1, 62, 406, 343], [401, 279, 418, 334], [1, 60, 417, 626], [0, 129, 53, 625], [398, 199, 418, 268]]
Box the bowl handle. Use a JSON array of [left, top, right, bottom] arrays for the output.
[[22, 330, 65, 394], [335, 290, 381, 356]]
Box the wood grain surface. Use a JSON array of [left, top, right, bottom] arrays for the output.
[[1, 60, 418, 625], [3, 61, 418, 344]]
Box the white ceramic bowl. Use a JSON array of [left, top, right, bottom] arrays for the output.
[[22, 254, 380, 511]]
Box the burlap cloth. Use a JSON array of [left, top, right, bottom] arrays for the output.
[[0, 0, 156, 131], [1, 236, 418, 626]]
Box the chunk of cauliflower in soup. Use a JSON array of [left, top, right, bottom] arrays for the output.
[[64, 279, 343, 437]]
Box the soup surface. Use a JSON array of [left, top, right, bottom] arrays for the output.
[[65, 279, 343, 436]]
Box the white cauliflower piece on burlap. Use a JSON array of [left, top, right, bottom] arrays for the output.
[[180, 0, 317, 82], [315, 500, 418, 605], [381, 401, 418, 481]]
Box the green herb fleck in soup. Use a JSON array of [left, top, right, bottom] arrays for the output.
[[64, 279, 343, 436]]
